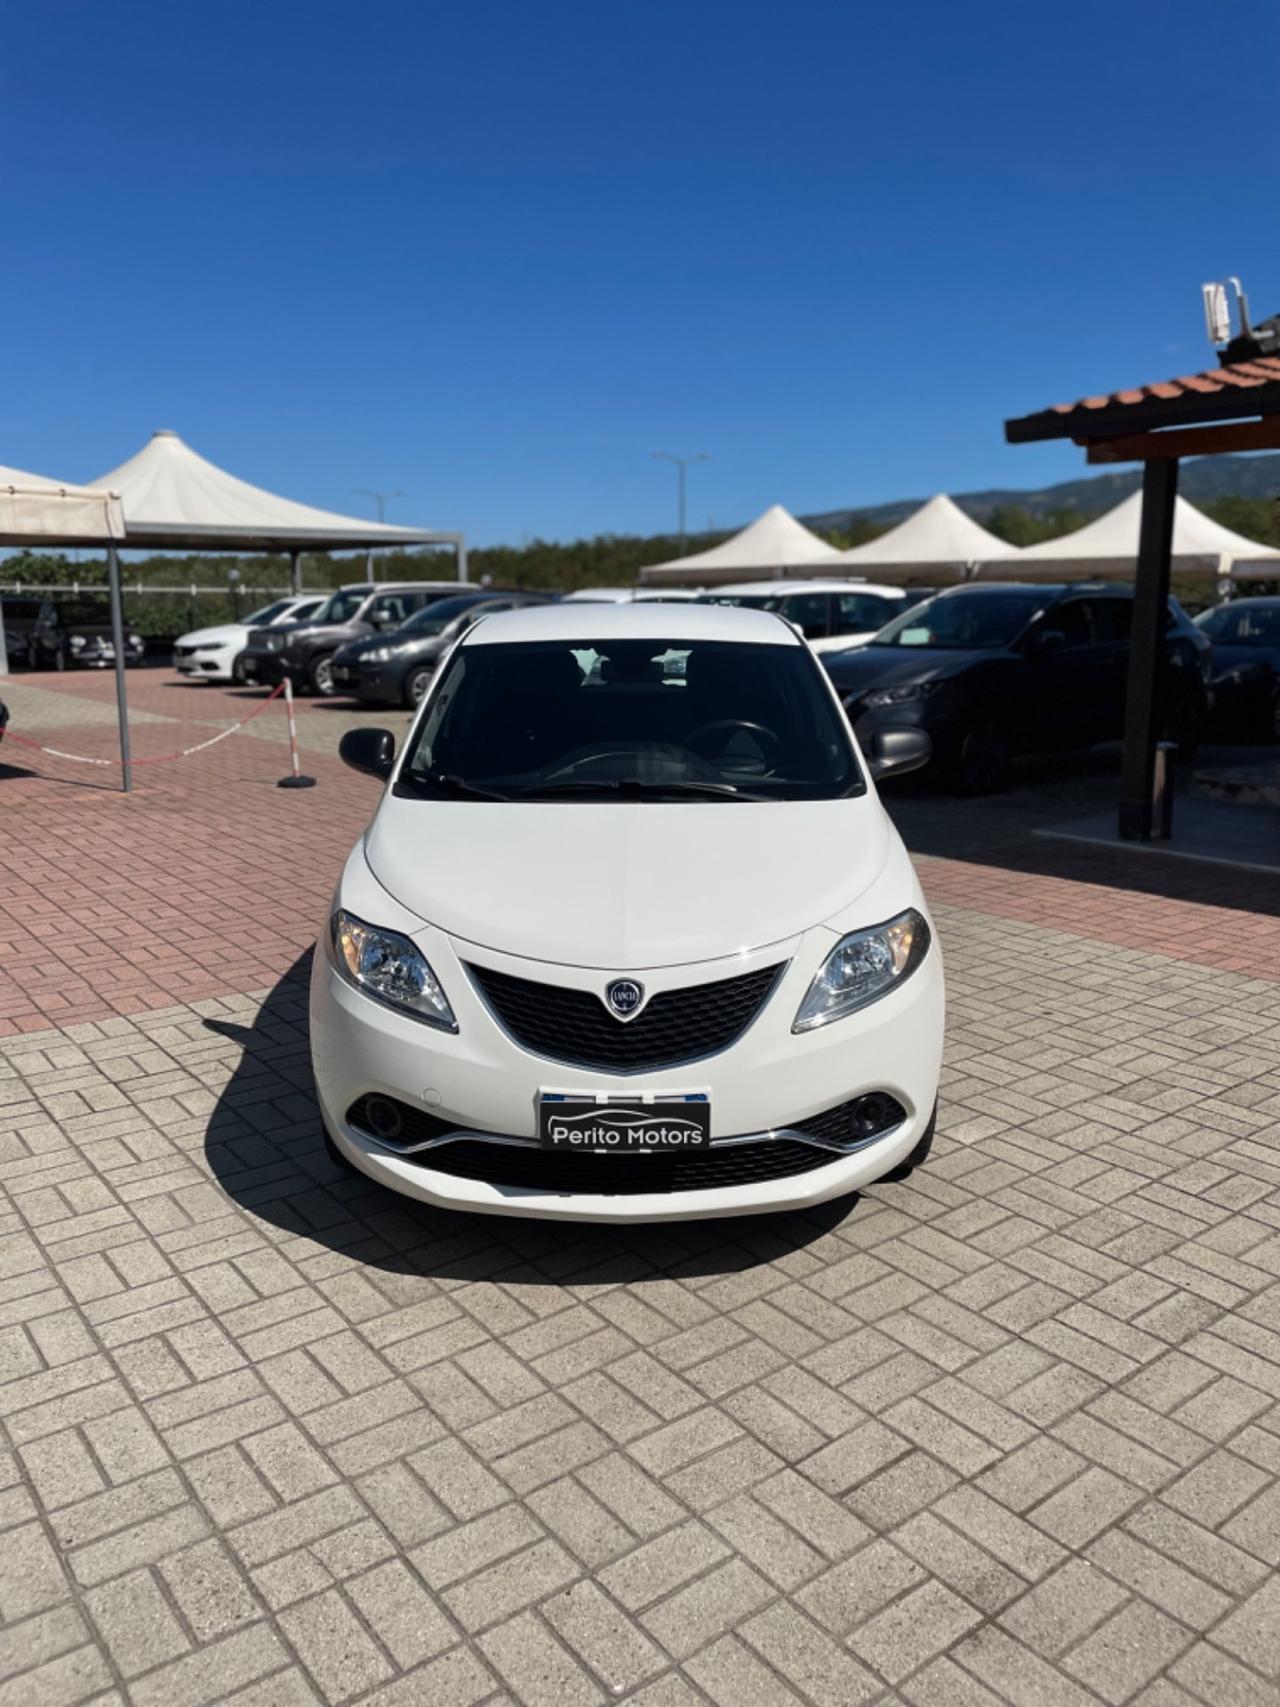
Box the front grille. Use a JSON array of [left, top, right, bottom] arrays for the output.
[[466, 962, 784, 1073]]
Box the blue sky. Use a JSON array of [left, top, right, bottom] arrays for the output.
[[5, 1, 1280, 546]]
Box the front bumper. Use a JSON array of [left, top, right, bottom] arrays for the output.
[[329, 662, 403, 702], [174, 643, 238, 680], [241, 651, 294, 686], [309, 921, 944, 1222]]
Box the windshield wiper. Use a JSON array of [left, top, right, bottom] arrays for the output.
[[519, 778, 779, 802], [399, 771, 511, 802]]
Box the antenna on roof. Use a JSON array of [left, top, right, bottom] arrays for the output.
[[1202, 277, 1250, 350]]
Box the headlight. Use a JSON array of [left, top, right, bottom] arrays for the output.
[[793, 908, 931, 1032], [264, 635, 283, 652], [363, 647, 396, 663], [129, 635, 145, 649], [329, 910, 457, 1031], [863, 682, 938, 708]]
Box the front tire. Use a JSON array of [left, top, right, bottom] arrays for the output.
[[405, 666, 433, 709], [51, 645, 67, 672], [950, 720, 1012, 794], [230, 652, 247, 684], [1164, 689, 1206, 763], [307, 653, 335, 697]]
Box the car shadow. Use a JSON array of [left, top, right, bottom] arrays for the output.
[[200, 951, 861, 1286]]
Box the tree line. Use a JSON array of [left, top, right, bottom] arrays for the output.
[[4, 494, 1279, 637]]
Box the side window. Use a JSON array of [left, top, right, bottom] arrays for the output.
[[370, 593, 412, 625], [1051, 600, 1094, 648], [834, 593, 894, 635], [1092, 599, 1133, 643], [780, 594, 830, 639]]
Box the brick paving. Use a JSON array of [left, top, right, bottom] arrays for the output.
[[1, 667, 1279, 1706]]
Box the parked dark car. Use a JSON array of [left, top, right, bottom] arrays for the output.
[[240, 581, 463, 695], [823, 582, 1211, 792], [331, 591, 554, 706], [2, 595, 147, 671], [1194, 597, 1280, 740]]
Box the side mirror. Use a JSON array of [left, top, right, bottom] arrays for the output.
[[866, 727, 932, 782], [339, 728, 396, 780], [1037, 628, 1066, 656]]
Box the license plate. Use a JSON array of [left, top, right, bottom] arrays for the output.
[[538, 1098, 711, 1151]]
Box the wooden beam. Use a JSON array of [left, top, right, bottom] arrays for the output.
[[1080, 416, 1280, 464], [1118, 459, 1178, 843]]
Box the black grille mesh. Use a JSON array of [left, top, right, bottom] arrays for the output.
[[466, 962, 784, 1072]]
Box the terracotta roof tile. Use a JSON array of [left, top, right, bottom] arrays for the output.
[[1007, 353, 1280, 443]]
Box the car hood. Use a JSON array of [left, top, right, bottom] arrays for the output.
[[177, 623, 246, 647], [364, 793, 889, 969], [825, 644, 991, 692], [69, 622, 139, 641]]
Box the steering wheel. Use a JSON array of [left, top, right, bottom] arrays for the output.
[[685, 719, 782, 761]]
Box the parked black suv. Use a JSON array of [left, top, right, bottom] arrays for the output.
[[240, 581, 463, 695], [2, 595, 147, 671], [331, 591, 554, 706], [824, 582, 1212, 792], [1195, 597, 1280, 740]]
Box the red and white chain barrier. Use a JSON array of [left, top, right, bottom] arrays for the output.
[[1, 681, 287, 769]]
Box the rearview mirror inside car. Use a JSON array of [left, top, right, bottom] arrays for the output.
[[867, 727, 932, 782], [339, 728, 396, 780], [1037, 628, 1066, 655]]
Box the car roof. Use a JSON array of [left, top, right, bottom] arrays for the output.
[[331, 580, 466, 594], [458, 601, 801, 648], [933, 581, 1131, 598], [703, 579, 906, 597]]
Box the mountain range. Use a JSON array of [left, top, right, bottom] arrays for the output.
[[801, 453, 1280, 532]]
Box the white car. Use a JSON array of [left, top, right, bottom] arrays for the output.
[[311, 602, 944, 1222], [173, 595, 324, 683], [697, 580, 913, 654]]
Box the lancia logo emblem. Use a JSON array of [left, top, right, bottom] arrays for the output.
[[605, 979, 644, 1021]]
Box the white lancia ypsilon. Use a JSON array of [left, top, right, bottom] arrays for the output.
[[311, 603, 944, 1221]]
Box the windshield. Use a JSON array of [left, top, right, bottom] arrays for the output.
[[397, 594, 493, 637], [312, 589, 369, 624], [58, 600, 114, 626], [1196, 603, 1280, 645], [873, 589, 1046, 650], [696, 593, 776, 611], [400, 638, 863, 801], [244, 599, 294, 626]]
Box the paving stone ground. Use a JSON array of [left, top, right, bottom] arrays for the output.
[[2, 667, 1279, 1707]]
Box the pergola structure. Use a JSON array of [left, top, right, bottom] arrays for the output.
[[1005, 351, 1280, 840], [94, 431, 465, 590]]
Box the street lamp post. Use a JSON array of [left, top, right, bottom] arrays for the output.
[[652, 452, 708, 555], [354, 488, 405, 583]]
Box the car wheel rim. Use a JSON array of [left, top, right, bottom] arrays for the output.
[[410, 672, 429, 706], [314, 658, 333, 694]]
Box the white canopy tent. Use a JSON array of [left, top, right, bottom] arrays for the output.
[[92, 430, 466, 588], [0, 461, 131, 779], [834, 493, 1021, 582], [639, 504, 845, 585], [1000, 491, 1280, 582]]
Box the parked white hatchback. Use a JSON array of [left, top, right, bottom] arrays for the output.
[[311, 603, 944, 1221], [173, 595, 323, 683]]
